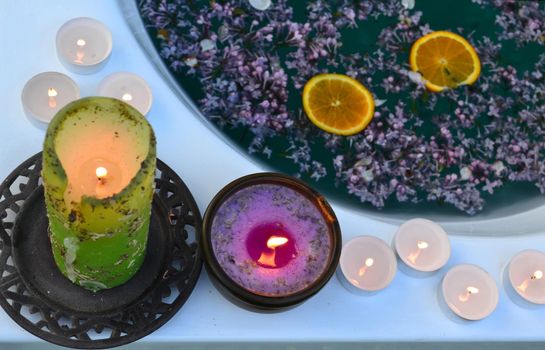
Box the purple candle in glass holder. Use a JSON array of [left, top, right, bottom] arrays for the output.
[[202, 173, 342, 311]]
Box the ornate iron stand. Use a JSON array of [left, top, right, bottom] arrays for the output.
[[0, 153, 202, 349]]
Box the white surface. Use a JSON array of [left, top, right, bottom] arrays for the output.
[[1, 0, 545, 345]]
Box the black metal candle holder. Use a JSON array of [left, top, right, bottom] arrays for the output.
[[0, 153, 202, 349], [202, 173, 342, 312]]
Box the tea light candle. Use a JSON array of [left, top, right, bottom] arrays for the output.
[[56, 17, 112, 74], [203, 173, 341, 310], [442, 264, 499, 320], [394, 218, 450, 272], [508, 250, 545, 304], [21, 72, 80, 123], [42, 97, 156, 291], [97, 72, 152, 116], [339, 236, 397, 292]]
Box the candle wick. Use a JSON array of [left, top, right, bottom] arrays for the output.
[[458, 286, 479, 302]]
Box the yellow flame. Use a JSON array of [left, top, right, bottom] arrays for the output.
[[257, 236, 288, 268], [267, 236, 288, 249], [76, 39, 86, 47], [96, 166, 108, 180]]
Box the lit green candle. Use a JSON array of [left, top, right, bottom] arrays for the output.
[[42, 97, 156, 291]]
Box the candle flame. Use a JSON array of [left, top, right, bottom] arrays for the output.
[[467, 286, 479, 294], [517, 270, 543, 293], [122, 93, 133, 101], [75, 39, 86, 63], [459, 286, 479, 302], [417, 240, 429, 249], [258, 236, 288, 268], [96, 166, 108, 180], [48, 88, 58, 108], [48, 88, 58, 97], [267, 236, 288, 249], [358, 258, 374, 276], [407, 240, 429, 264]]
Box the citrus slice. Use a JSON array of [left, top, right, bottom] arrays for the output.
[[302, 74, 375, 136], [409, 31, 481, 92]]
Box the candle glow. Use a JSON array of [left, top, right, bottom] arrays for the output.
[[122, 93, 133, 102], [358, 257, 374, 277], [459, 286, 479, 302], [98, 72, 152, 115], [517, 270, 543, 293], [48, 88, 58, 108], [407, 240, 429, 264], [95, 166, 108, 182], [257, 236, 289, 268]]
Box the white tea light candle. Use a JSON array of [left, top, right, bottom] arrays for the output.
[[394, 218, 450, 272], [98, 72, 152, 116], [339, 236, 397, 292], [508, 250, 545, 305], [21, 72, 80, 123], [442, 264, 499, 321], [56, 17, 112, 74]]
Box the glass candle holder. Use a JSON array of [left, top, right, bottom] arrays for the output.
[[202, 173, 342, 311]]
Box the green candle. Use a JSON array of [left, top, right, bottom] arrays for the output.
[[42, 97, 156, 291]]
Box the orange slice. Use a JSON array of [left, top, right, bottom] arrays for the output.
[[409, 31, 481, 92], [302, 74, 375, 136]]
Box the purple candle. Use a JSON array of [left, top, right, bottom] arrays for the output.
[[203, 173, 341, 310]]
